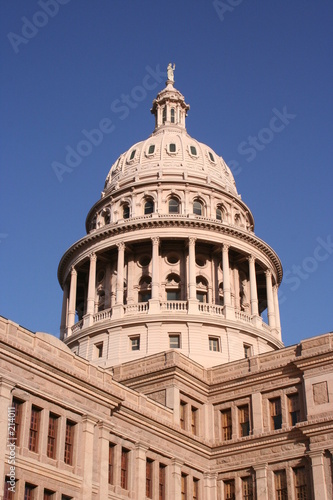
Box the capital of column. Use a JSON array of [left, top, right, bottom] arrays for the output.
[[222, 243, 230, 252], [89, 252, 97, 262], [70, 265, 77, 276], [116, 241, 125, 251], [265, 269, 272, 278], [188, 236, 196, 246], [151, 236, 160, 246], [247, 255, 255, 264]]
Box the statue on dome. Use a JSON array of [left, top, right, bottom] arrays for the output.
[[167, 63, 176, 82]]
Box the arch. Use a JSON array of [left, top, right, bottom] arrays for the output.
[[165, 273, 181, 301], [216, 204, 227, 222], [196, 275, 208, 303], [138, 275, 151, 303]]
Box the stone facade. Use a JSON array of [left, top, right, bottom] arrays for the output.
[[1, 72, 332, 499]]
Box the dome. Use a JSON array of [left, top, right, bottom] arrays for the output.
[[58, 66, 283, 370]]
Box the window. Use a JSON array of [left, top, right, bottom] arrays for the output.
[[12, 398, 23, 446], [121, 448, 129, 489], [171, 108, 175, 123], [146, 459, 153, 498], [191, 406, 198, 435], [221, 409, 232, 440], [24, 484, 36, 500], [242, 476, 253, 500], [208, 151, 215, 162], [270, 398, 282, 430], [169, 197, 180, 214], [288, 393, 301, 426], [181, 474, 187, 500], [163, 107, 166, 124], [123, 204, 130, 219], [190, 145, 197, 156], [193, 200, 203, 216], [224, 480, 235, 500], [130, 336, 140, 351], [209, 337, 219, 352], [180, 401, 187, 430], [44, 490, 55, 500], [244, 344, 252, 358], [169, 143, 176, 153], [148, 144, 155, 155], [47, 413, 58, 459], [4, 478, 14, 500], [159, 464, 166, 500], [169, 335, 180, 348], [193, 478, 199, 500], [216, 208, 223, 221], [95, 342, 103, 358], [108, 444, 114, 484], [294, 467, 307, 500], [167, 290, 180, 300], [29, 406, 41, 452], [129, 149, 136, 160], [239, 405, 250, 437], [64, 420, 75, 465], [144, 200, 154, 214], [274, 470, 288, 500]]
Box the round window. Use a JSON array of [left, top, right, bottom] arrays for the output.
[[139, 255, 151, 267], [195, 256, 206, 267], [167, 254, 179, 265]]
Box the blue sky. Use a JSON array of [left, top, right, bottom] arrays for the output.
[[1, 0, 332, 347]]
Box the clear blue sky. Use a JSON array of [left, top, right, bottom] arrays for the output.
[[1, 0, 332, 347]]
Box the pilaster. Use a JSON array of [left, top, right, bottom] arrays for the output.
[[308, 450, 328, 500]]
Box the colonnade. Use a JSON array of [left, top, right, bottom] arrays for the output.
[[60, 238, 281, 338]]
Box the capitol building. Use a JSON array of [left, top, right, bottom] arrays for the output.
[[1, 67, 332, 499]]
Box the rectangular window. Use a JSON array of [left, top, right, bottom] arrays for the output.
[[130, 336, 140, 351], [29, 406, 41, 452], [221, 408, 232, 440], [47, 413, 58, 459], [180, 401, 187, 430], [191, 406, 198, 435], [181, 474, 187, 500], [294, 467, 307, 500], [242, 476, 253, 500], [224, 479, 235, 500], [270, 398, 282, 430], [288, 393, 301, 426], [274, 470, 288, 500], [167, 290, 180, 300], [121, 448, 129, 490], [244, 344, 252, 358], [24, 484, 36, 500], [159, 464, 166, 500], [193, 478, 199, 499], [146, 459, 153, 498], [94, 342, 103, 358], [169, 334, 180, 348], [64, 420, 75, 465], [239, 405, 250, 437], [12, 398, 23, 446], [44, 490, 55, 500], [209, 337, 219, 352], [108, 443, 115, 484]]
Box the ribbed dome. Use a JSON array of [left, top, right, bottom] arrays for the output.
[[104, 79, 237, 197]]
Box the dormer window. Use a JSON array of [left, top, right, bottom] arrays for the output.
[[130, 149, 136, 161], [169, 143, 176, 153], [148, 144, 155, 155], [208, 151, 215, 162], [190, 146, 197, 156], [171, 108, 175, 123]]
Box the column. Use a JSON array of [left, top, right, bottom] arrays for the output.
[[188, 237, 198, 313], [273, 284, 281, 337], [85, 252, 97, 327], [104, 263, 112, 309], [203, 473, 218, 500], [149, 237, 160, 313], [308, 451, 328, 500], [222, 244, 234, 319], [67, 266, 77, 335], [97, 422, 114, 500], [248, 256, 259, 316], [60, 282, 69, 340], [254, 464, 268, 500], [113, 242, 125, 319], [170, 458, 183, 499], [80, 415, 98, 499], [265, 270, 276, 329], [135, 443, 149, 500]]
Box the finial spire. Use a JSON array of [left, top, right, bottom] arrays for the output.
[[167, 63, 176, 85]]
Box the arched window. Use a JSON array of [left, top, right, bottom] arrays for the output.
[[166, 273, 181, 301], [130, 149, 136, 161], [171, 108, 175, 123], [138, 276, 151, 302], [123, 204, 130, 219], [163, 107, 167, 124], [144, 199, 154, 215], [168, 197, 179, 214], [196, 276, 208, 303], [193, 200, 203, 216], [216, 208, 223, 221]]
